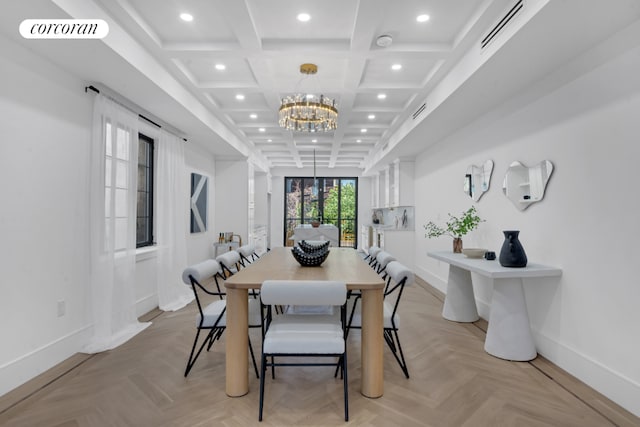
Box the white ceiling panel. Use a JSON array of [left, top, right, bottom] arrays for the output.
[[9, 0, 633, 172]]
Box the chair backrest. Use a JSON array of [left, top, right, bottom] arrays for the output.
[[261, 280, 346, 306], [383, 261, 413, 325], [216, 250, 242, 275], [368, 245, 381, 259], [385, 261, 414, 288], [376, 251, 396, 273], [238, 244, 256, 258], [182, 259, 225, 312], [182, 259, 222, 285]]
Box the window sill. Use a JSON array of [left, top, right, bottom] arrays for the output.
[[136, 245, 157, 262]]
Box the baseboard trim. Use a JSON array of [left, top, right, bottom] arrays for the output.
[[415, 270, 640, 421], [0, 325, 92, 413], [136, 293, 158, 317]]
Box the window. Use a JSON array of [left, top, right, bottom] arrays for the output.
[[136, 133, 154, 247], [284, 177, 357, 248]]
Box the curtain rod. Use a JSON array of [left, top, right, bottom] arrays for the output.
[[84, 85, 187, 142]]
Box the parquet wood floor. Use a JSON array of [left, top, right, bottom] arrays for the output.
[[1, 277, 638, 426]]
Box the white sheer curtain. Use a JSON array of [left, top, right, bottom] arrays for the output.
[[156, 130, 194, 311], [84, 95, 150, 353]]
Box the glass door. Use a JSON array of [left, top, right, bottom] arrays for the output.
[[284, 177, 357, 248]]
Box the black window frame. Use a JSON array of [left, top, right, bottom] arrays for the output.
[[283, 176, 358, 248], [136, 133, 154, 248]]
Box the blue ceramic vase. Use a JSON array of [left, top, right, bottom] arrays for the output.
[[499, 230, 527, 268]]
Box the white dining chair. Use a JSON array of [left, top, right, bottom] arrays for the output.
[[238, 244, 260, 266], [216, 250, 243, 277], [367, 245, 382, 268], [345, 261, 413, 378], [375, 250, 396, 277], [258, 280, 349, 422], [182, 260, 261, 378]]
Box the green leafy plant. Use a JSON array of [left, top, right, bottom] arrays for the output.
[[424, 206, 484, 239]]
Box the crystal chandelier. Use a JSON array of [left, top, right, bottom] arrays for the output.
[[279, 63, 338, 133]]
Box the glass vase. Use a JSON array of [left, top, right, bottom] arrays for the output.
[[453, 237, 462, 253]]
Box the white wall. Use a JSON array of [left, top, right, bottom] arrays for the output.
[[0, 34, 219, 396], [185, 144, 217, 262], [414, 26, 640, 416], [0, 35, 92, 395], [269, 167, 371, 248], [214, 159, 248, 244]]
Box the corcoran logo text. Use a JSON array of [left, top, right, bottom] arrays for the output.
[[19, 19, 109, 39]]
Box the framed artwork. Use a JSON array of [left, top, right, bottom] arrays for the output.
[[190, 173, 208, 233]]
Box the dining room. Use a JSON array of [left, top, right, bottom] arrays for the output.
[[1, 0, 640, 425]]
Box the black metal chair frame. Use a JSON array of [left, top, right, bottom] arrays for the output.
[[239, 250, 260, 267], [258, 300, 349, 422], [185, 271, 260, 378], [343, 274, 410, 378], [218, 257, 242, 277]]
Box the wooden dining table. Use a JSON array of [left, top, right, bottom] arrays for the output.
[[224, 247, 386, 398]]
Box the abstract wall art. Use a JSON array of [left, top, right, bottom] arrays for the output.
[[190, 173, 208, 233]]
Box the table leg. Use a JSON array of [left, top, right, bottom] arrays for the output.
[[360, 288, 384, 398], [442, 265, 479, 322], [225, 288, 249, 397], [484, 278, 536, 361]]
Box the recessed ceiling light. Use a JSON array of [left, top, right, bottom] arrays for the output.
[[306, 94, 315, 99], [416, 14, 430, 23], [377, 93, 387, 100], [368, 114, 376, 120], [258, 128, 266, 132], [297, 13, 311, 22], [235, 94, 245, 100], [391, 64, 402, 71], [356, 139, 362, 143], [267, 139, 273, 142], [250, 113, 257, 119], [312, 139, 318, 143], [215, 63, 226, 71], [180, 13, 193, 22], [361, 129, 367, 133]]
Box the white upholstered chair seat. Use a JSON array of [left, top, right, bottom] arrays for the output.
[[263, 315, 344, 354], [198, 298, 261, 328]]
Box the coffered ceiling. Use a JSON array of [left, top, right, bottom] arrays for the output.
[[94, 0, 508, 172], [2, 0, 639, 174]]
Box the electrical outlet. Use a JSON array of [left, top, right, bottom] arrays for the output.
[[57, 300, 66, 317]]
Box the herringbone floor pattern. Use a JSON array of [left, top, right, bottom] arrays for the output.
[[1, 278, 637, 426]]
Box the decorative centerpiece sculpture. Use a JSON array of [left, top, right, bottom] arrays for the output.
[[298, 240, 330, 253], [292, 241, 330, 266]]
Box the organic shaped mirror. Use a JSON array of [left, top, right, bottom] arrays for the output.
[[463, 160, 493, 202], [502, 160, 554, 210]]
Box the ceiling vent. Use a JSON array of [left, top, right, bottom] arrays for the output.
[[480, 0, 524, 50], [412, 102, 426, 120]]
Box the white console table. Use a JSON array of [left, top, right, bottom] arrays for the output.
[[428, 251, 562, 361]]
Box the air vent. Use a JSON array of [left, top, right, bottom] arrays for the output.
[[481, 0, 524, 50], [412, 102, 426, 120]]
